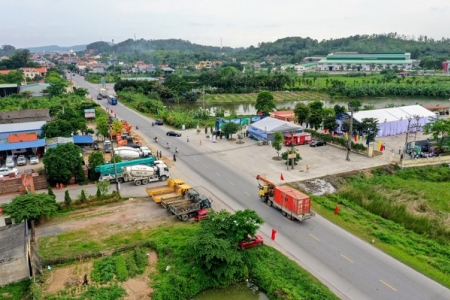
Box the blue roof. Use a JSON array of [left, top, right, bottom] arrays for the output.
[[73, 135, 94, 144], [0, 139, 46, 151]]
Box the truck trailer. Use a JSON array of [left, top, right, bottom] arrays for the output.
[[169, 195, 212, 221], [96, 157, 157, 180], [256, 175, 315, 221], [145, 178, 185, 198], [151, 184, 191, 204]]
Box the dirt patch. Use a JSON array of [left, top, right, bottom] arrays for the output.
[[123, 252, 157, 300], [37, 197, 176, 239], [44, 261, 93, 295]]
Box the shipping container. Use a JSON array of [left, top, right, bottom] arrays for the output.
[[273, 186, 311, 215]]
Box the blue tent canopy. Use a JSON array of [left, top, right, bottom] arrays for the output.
[[73, 135, 94, 144], [0, 139, 46, 151]]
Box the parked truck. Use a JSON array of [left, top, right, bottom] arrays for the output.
[[95, 157, 156, 181], [152, 183, 191, 204], [256, 175, 315, 221], [159, 188, 199, 209], [145, 178, 185, 198], [169, 194, 212, 221], [99, 88, 108, 98], [119, 164, 170, 185], [284, 133, 312, 146]]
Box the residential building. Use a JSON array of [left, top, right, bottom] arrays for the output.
[[317, 52, 413, 71], [21, 67, 47, 79]]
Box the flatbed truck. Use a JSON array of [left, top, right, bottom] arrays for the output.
[[146, 178, 185, 197], [169, 195, 212, 221], [151, 184, 191, 204]]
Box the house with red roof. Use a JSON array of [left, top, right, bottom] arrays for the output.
[[21, 67, 47, 79]]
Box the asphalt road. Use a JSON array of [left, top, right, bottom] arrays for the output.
[[68, 76, 450, 300]]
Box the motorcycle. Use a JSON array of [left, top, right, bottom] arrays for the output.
[[154, 137, 158, 143]]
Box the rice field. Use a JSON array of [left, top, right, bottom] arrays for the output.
[[203, 91, 329, 103]]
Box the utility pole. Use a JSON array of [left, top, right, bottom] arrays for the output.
[[109, 124, 120, 192], [202, 85, 205, 109], [346, 110, 354, 161]]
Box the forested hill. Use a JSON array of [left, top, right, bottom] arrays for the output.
[[235, 33, 450, 63], [85, 33, 450, 65], [87, 38, 239, 54]]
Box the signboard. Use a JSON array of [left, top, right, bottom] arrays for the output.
[[101, 77, 105, 87], [84, 109, 96, 119], [288, 154, 296, 159]]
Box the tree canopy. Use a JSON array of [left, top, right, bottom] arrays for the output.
[[255, 91, 276, 115], [1, 193, 58, 223], [221, 122, 240, 139], [43, 143, 84, 185]]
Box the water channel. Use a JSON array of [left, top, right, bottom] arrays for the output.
[[191, 282, 269, 300], [168, 98, 448, 116]]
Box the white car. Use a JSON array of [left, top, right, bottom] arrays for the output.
[[30, 156, 40, 165], [0, 167, 19, 177]]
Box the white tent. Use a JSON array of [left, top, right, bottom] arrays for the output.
[[352, 105, 435, 137], [248, 117, 303, 141]]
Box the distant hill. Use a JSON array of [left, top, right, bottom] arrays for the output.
[[24, 44, 87, 53]]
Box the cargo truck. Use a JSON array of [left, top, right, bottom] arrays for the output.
[[159, 188, 200, 209], [152, 184, 191, 204], [169, 194, 212, 221], [99, 88, 108, 98], [256, 175, 315, 221], [120, 164, 170, 185], [284, 133, 312, 146], [145, 178, 185, 197]]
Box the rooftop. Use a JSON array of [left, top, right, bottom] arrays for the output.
[[0, 121, 47, 133], [0, 109, 51, 124]]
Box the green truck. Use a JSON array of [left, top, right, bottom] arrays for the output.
[[95, 157, 157, 182]]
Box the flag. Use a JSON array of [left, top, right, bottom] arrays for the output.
[[280, 173, 284, 181]]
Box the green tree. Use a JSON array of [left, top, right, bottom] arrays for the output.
[[43, 143, 83, 185], [76, 165, 86, 184], [88, 151, 105, 181], [323, 116, 338, 134], [272, 132, 284, 157], [4, 70, 23, 85], [45, 81, 67, 97], [96, 180, 111, 195], [360, 117, 379, 143], [221, 122, 240, 139], [424, 118, 450, 147], [79, 189, 88, 203], [1, 193, 58, 223], [73, 87, 88, 98], [96, 117, 109, 140], [307, 111, 323, 130], [47, 186, 55, 197], [64, 190, 72, 208], [282, 148, 302, 165], [333, 104, 346, 115], [294, 102, 309, 126], [255, 91, 276, 115], [96, 187, 101, 198]]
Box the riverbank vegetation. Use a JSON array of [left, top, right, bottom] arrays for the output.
[[5, 209, 339, 299], [298, 165, 450, 288]]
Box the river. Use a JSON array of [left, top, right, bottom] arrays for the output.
[[168, 98, 448, 116]]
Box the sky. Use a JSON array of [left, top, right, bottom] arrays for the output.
[[2, 0, 450, 49]]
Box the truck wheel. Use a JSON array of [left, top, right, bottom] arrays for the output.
[[118, 178, 124, 183], [142, 179, 149, 185], [135, 180, 142, 186], [282, 211, 287, 217], [268, 200, 273, 207], [160, 175, 167, 181], [181, 214, 189, 221]]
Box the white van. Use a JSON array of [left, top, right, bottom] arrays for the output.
[[5, 156, 15, 168]]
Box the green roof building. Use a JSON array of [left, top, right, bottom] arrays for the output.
[[317, 52, 413, 71]]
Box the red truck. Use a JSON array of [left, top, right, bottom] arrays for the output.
[[256, 175, 315, 221], [283, 133, 312, 146]]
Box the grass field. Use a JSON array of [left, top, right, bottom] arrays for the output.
[[296, 165, 450, 288], [204, 91, 329, 103]]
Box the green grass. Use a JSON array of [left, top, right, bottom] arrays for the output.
[[292, 165, 450, 289], [0, 280, 30, 300], [204, 91, 329, 103], [38, 222, 337, 300]]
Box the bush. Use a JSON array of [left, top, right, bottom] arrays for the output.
[[134, 247, 148, 274], [91, 256, 115, 283], [79, 189, 87, 203], [124, 252, 138, 277], [64, 190, 72, 208], [114, 255, 129, 281]]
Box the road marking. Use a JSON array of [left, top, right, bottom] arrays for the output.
[[229, 182, 234, 185], [309, 234, 320, 241], [244, 191, 251, 196], [216, 173, 221, 177], [380, 280, 397, 292], [340, 254, 354, 263]]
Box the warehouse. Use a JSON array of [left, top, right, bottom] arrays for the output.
[[248, 117, 303, 142], [317, 52, 413, 71]]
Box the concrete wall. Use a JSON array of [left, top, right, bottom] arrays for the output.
[[0, 256, 30, 286], [390, 153, 450, 168], [0, 174, 48, 195]]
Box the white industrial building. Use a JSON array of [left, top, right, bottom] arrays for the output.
[[318, 52, 413, 72]]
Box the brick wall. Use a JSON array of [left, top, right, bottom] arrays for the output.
[[0, 173, 49, 195]]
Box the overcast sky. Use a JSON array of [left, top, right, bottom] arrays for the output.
[[2, 0, 450, 48]]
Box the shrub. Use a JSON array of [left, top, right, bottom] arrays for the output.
[[114, 255, 129, 281], [124, 252, 138, 277], [64, 190, 72, 208], [96, 187, 101, 199], [92, 256, 115, 283], [134, 247, 148, 274], [79, 189, 87, 203]]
